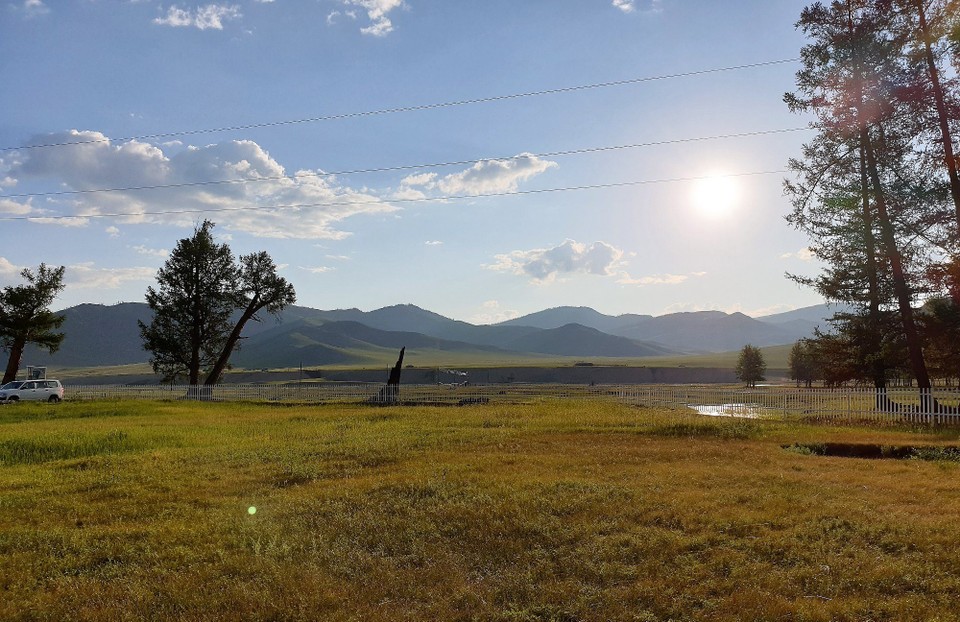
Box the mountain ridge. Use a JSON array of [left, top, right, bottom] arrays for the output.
[[19, 301, 835, 369]]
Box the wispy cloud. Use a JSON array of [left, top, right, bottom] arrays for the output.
[[20, 0, 49, 18], [154, 4, 242, 30], [612, 0, 662, 14], [0, 198, 34, 216], [67, 263, 156, 290], [616, 271, 704, 286], [0, 257, 20, 276], [401, 155, 557, 197], [328, 0, 404, 36], [132, 245, 169, 259], [489, 239, 623, 283], [8, 130, 397, 239], [470, 300, 521, 325], [780, 248, 815, 261]]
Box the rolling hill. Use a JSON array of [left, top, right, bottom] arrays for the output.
[[16, 301, 834, 371]]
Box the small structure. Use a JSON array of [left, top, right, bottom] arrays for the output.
[[26, 366, 47, 380], [371, 347, 405, 404]]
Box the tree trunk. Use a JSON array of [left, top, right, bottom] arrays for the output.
[[915, 0, 960, 233], [204, 299, 259, 386], [860, 145, 887, 389], [2, 337, 25, 384], [862, 128, 933, 392]]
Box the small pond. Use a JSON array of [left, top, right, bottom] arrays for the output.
[[688, 403, 763, 418]]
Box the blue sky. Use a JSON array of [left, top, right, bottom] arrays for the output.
[[0, 0, 823, 323]]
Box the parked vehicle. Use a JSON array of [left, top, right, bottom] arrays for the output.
[[0, 379, 64, 403]]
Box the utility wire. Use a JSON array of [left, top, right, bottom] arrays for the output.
[[0, 170, 787, 223], [0, 127, 809, 200], [0, 58, 800, 153]]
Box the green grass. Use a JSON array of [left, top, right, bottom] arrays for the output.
[[3, 400, 960, 620], [49, 344, 792, 379]]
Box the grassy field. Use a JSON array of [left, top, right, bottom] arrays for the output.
[[46, 344, 793, 381], [3, 400, 960, 621]]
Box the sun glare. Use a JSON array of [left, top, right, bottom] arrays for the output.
[[691, 173, 740, 219]]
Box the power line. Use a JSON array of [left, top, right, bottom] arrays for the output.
[[0, 169, 787, 223], [1, 58, 799, 153], [0, 127, 809, 200]]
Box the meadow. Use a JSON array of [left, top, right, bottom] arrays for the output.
[[2, 399, 960, 621]]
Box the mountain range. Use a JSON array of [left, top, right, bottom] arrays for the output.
[[20, 302, 839, 370]]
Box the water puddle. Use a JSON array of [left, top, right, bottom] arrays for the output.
[[688, 403, 762, 418], [783, 443, 960, 461]]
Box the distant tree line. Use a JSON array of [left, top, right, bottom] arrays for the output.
[[786, 0, 960, 397]]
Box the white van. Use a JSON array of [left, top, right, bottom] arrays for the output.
[[0, 379, 64, 403]]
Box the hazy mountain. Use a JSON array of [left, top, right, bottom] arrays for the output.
[[231, 319, 508, 368], [754, 303, 846, 326], [497, 306, 653, 333], [20, 301, 837, 370], [504, 323, 677, 357], [611, 311, 801, 353], [22, 303, 151, 367], [307, 303, 541, 348]]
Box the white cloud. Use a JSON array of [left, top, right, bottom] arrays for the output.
[[300, 266, 334, 274], [489, 239, 623, 282], [154, 4, 242, 30], [132, 245, 169, 259], [616, 271, 705, 286], [470, 300, 521, 325], [400, 172, 437, 187], [613, 0, 662, 13], [29, 216, 90, 228], [780, 248, 815, 261], [437, 154, 557, 196], [0, 198, 34, 216], [21, 0, 49, 17], [105, 226, 121, 238], [336, 0, 404, 36], [395, 157, 556, 200], [67, 263, 156, 290], [9, 130, 398, 239], [424, 240, 443, 246], [0, 257, 20, 276]]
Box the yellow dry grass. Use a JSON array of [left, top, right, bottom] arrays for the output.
[[2, 400, 960, 621]]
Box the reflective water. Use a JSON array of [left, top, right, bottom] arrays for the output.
[[689, 403, 762, 418]]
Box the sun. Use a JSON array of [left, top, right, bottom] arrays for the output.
[[690, 173, 740, 219]]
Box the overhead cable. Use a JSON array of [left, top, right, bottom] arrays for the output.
[[0, 127, 809, 200], [0, 170, 787, 223], [0, 58, 799, 153]]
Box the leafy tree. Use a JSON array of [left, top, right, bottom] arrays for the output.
[[786, 0, 935, 394], [139, 221, 239, 384], [203, 251, 296, 385], [919, 296, 960, 384], [788, 339, 820, 387], [140, 222, 297, 386], [0, 264, 66, 384], [735, 344, 766, 388]]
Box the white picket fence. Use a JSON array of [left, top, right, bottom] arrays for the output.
[[59, 383, 960, 425]]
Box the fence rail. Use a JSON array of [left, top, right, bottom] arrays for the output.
[[56, 383, 960, 425]]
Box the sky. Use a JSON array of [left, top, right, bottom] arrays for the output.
[[0, 0, 826, 324]]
